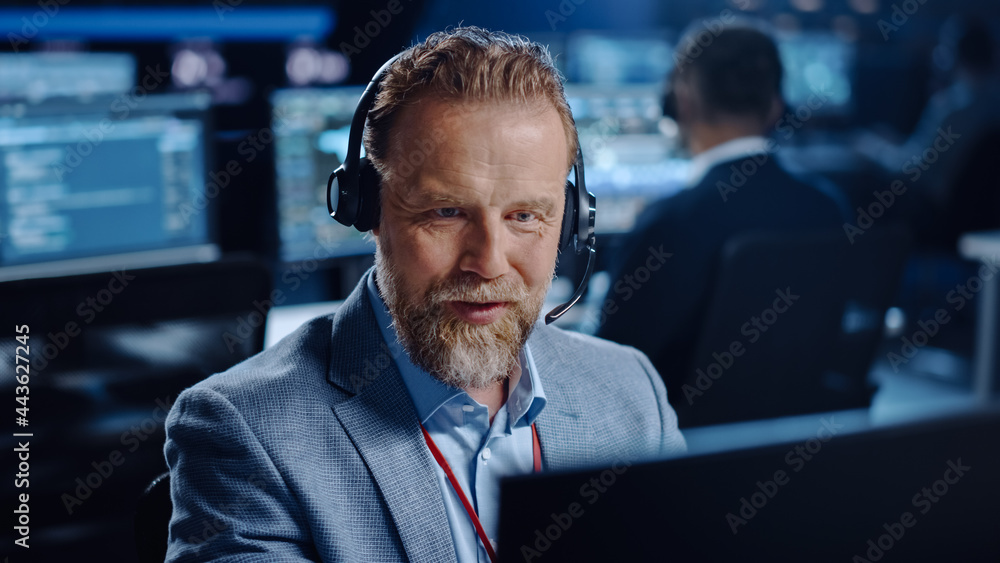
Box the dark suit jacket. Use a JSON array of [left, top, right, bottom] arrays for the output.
[[596, 153, 844, 402]]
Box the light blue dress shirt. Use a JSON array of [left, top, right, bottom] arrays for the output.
[[366, 275, 547, 563]]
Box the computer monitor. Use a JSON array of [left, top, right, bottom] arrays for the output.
[[565, 32, 674, 86], [0, 93, 217, 281], [565, 84, 689, 234], [270, 87, 374, 263], [0, 52, 135, 102], [776, 31, 855, 116], [499, 408, 1000, 561]]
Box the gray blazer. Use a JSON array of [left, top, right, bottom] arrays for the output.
[[164, 271, 685, 562]]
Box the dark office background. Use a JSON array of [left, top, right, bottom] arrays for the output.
[[0, 0, 999, 561]]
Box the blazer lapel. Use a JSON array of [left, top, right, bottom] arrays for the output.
[[328, 273, 456, 563], [528, 328, 599, 470]]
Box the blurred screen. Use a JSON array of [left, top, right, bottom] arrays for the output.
[[777, 31, 855, 115], [566, 84, 689, 234], [566, 32, 674, 85], [0, 94, 216, 280], [271, 87, 374, 263], [0, 52, 135, 102]]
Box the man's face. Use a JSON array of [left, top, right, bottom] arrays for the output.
[[373, 98, 568, 389]]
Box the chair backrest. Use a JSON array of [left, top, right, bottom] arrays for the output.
[[675, 226, 909, 428], [823, 225, 911, 411], [134, 471, 172, 563]]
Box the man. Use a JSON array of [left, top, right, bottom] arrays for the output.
[[857, 15, 1000, 247], [164, 27, 685, 562], [596, 22, 845, 416]]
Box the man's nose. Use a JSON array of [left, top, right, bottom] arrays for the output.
[[459, 216, 510, 280]]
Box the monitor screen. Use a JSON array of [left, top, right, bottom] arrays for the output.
[[566, 84, 689, 234], [0, 93, 217, 281], [776, 31, 855, 115], [565, 32, 674, 85], [0, 52, 135, 102], [271, 87, 374, 263]]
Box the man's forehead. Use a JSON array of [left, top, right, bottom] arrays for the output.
[[383, 97, 569, 197], [390, 96, 559, 142], [395, 182, 560, 208]]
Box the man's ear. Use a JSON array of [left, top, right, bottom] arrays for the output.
[[674, 80, 698, 124]]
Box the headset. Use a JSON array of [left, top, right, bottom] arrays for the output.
[[327, 54, 596, 325]]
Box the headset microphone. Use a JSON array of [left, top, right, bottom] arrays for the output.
[[328, 54, 596, 325], [544, 146, 596, 325]]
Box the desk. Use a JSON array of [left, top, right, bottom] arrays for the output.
[[265, 300, 341, 348], [958, 230, 1000, 400]]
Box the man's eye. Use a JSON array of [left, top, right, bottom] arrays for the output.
[[513, 211, 536, 222], [435, 208, 460, 218]]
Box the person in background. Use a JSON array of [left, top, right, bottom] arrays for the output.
[[856, 15, 1000, 247], [596, 21, 844, 411]]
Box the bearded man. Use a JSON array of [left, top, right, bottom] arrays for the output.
[[163, 27, 685, 563]]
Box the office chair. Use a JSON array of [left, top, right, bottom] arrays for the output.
[[674, 226, 909, 428], [823, 225, 911, 410]]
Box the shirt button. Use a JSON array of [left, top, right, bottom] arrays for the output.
[[462, 405, 475, 413], [482, 447, 492, 461]]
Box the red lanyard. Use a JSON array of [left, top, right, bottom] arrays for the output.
[[420, 423, 542, 563]]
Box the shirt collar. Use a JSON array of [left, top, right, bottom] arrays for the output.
[[366, 272, 546, 427], [687, 136, 771, 186]]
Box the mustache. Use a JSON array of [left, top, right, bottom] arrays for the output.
[[428, 273, 529, 304]]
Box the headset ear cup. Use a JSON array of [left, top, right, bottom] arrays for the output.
[[329, 166, 359, 227], [560, 180, 577, 252], [354, 157, 382, 232]]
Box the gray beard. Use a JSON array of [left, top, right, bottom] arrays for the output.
[[374, 242, 548, 389]]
